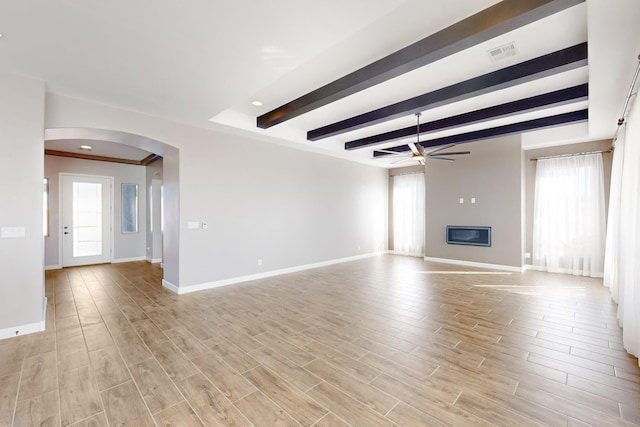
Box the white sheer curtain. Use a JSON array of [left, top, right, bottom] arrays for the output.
[[603, 130, 624, 302], [532, 153, 606, 277], [392, 172, 425, 256], [604, 93, 640, 363]]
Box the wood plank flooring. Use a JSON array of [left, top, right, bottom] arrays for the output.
[[1, 255, 639, 426]]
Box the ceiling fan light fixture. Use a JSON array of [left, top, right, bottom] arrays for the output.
[[412, 153, 424, 161]]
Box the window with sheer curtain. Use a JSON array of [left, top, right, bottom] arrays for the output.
[[392, 172, 425, 256], [604, 92, 640, 364], [532, 153, 606, 277]]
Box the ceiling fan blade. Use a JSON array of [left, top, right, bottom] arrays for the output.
[[428, 156, 456, 161], [428, 151, 470, 156], [425, 143, 457, 156], [408, 142, 420, 155]]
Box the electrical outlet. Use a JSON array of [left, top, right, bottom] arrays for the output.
[[257, 259, 262, 266], [202, 222, 208, 229]]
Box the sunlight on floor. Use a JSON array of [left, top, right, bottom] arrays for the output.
[[414, 271, 513, 275], [472, 283, 586, 297]]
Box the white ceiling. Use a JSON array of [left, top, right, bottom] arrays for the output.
[[2, 0, 640, 167]]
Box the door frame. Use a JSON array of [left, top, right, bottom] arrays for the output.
[[58, 172, 114, 267]]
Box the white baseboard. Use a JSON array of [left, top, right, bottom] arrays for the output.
[[424, 256, 524, 273], [112, 256, 147, 264], [163, 252, 385, 295], [0, 297, 46, 341], [162, 279, 180, 294], [146, 257, 162, 264], [44, 264, 62, 271], [389, 250, 424, 257]]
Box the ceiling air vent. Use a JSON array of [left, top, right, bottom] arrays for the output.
[[487, 42, 518, 62]]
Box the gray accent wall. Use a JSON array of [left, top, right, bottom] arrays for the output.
[[0, 73, 45, 332], [44, 155, 148, 267], [425, 135, 523, 268]]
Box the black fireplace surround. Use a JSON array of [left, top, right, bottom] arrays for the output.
[[446, 226, 491, 247]]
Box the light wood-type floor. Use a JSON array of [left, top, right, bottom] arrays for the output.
[[1, 256, 639, 426]]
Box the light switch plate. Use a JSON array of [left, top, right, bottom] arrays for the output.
[[1, 227, 25, 238], [187, 221, 199, 229]]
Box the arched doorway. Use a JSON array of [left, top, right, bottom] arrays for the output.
[[44, 127, 180, 287]]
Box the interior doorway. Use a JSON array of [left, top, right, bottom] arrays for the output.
[[60, 173, 113, 267]]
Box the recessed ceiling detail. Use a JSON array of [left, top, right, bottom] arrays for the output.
[[345, 84, 588, 151], [373, 109, 588, 157], [257, 0, 585, 130], [6, 0, 637, 169], [45, 149, 161, 166], [309, 43, 588, 141]]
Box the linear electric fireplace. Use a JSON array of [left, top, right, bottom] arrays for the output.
[[446, 226, 491, 247]]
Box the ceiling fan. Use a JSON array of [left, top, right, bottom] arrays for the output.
[[375, 113, 471, 165]]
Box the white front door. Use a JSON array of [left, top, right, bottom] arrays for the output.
[[61, 174, 113, 267]]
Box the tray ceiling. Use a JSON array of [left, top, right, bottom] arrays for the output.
[[1, 0, 639, 167]]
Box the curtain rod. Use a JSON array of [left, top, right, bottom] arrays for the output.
[[614, 54, 640, 140], [530, 149, 612, 161]]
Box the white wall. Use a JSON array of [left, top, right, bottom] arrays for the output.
[[44, 93, 388, 290], [44, 155, 148, 267], [181, 134, 388, 286], [0, 73, 45, 336]]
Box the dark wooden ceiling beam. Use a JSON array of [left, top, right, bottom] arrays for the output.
[[141, 154, 163, 165], [310, 42, 588, 141], [44, 149, 161, 166], [257, 0, 584, 129], [345, 84, 588, 150], [373, 109, 588, 157]]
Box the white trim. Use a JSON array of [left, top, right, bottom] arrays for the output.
[[424, 256, 525, 273], [146, 257, 162, 264], [44, 264, 62, 271], [389, 250, 424, 257], [0, 297, 46, 340], [164, 252, 385, 295], [162, 279, 180, 294], [112, 256, 147, 264], [525, 264, 603, 278], [0, 322, 45, 340]]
